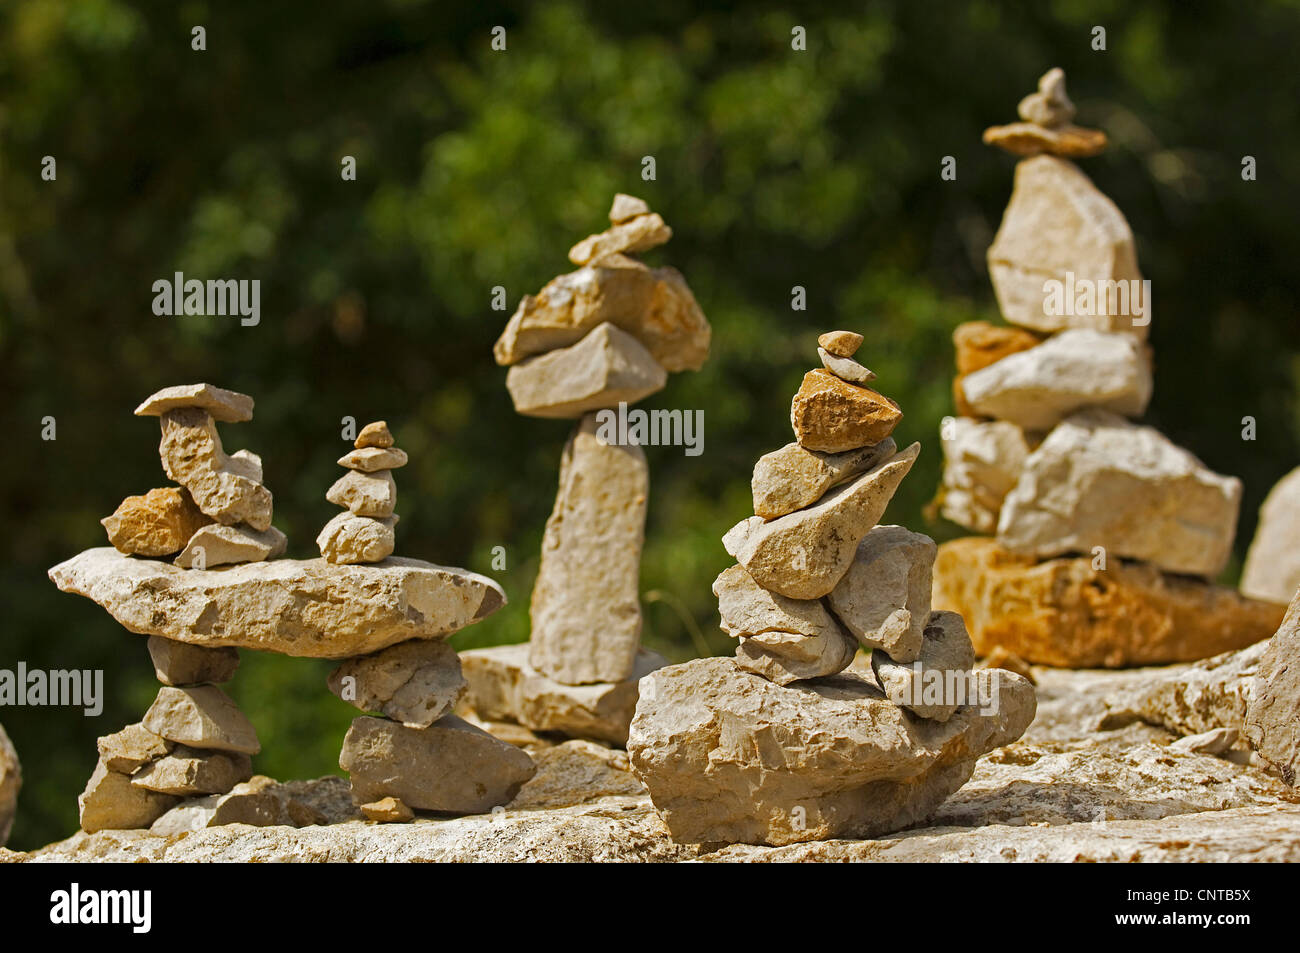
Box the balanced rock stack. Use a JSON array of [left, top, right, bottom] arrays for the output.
[[103, 383, 285, 567], [933, 69, 1284, 667], [51, 386, 518, 834], [626, 333, 1037, 847], [318, 420, 404, 564], [461, 193, 710, 745]]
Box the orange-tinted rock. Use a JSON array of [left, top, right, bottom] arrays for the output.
[[953, 321, 1042, 376], [790, 370, 902, 453], [101, 487, 213, 557], [982, 122, 1107, 158], [931, 538, 1284, 669]]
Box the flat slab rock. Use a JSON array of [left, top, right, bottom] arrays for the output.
[[49, 548, 505, 659], [12, 665, 1300, 863]]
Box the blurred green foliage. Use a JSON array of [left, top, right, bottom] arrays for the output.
[[2, 0, 1298, 850]]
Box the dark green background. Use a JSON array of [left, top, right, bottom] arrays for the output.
[[2, 0, 1297, 850]]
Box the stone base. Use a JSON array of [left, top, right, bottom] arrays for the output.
[[932, 538, 1285, 668], [627, 657, 1036, 846], [460, 643, 666, 746]]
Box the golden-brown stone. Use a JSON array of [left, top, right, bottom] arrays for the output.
[[982, 122, 1108, 158], [101, 487, 213, 557], [932, 538, 1284, 668], [951, 321, 1041, 417], [355, 420, 394, 449], [790, 370, 902, 453]]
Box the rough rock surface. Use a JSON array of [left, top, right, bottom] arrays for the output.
[[750, 439, 896, 520], [339, 715, 536, 813], [723, 443, 918, 599], [567, 212, 672, 265], [142, 686, 260, 755], [158, 408, 273, 530], [0, 725, 19, 846], [961, 329, 1151, 431], [713, 563, 842, 642], [987, 155, 1146, 337], [1246, 591, 1300, 784], [789, 370, 902, 453], [827, 525, 935, 662], [97, 723, 172, 773], [951, 321, 1041, 417], [354, 420, 394, 449], [134, 383, 255, 423], [871, 611, 976, 722], [997, 411, 1242, 578], [147, 636, 239, 686], [78, 761, 179, 834], [175, 522, 286, 568], [316, 512, 397, 564], [1101, 643, 1266, 739], [1240, 465, 1300, 604], [818, 348, 875, 385], [460, 643, 665, 746], [361, 797, 414, 823], [505, 321, 666, 418], [932, 538, 1282, 667], [627, 657, 1035, 845], [733, 624, 858, 685], [326, 469, 397, 518], [328, 640, 466, 729], [16, 665, 1300, 862], [49, 548, 505, 658], [148, 775, 342, 835], [528, 414, 648, 684], [337, 447, 409, 473], [938, 417, 1031, 533], [493, 256, 710, 372], [101, 487, 212, 557], [130, 746, 253, 796]]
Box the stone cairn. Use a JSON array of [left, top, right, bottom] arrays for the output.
[[626, 333, 1037, 847], [932, 68, 1285, 668], [51, 385, 524, 835], [460, 193, 711, 746], [317, 420, 403, 564]]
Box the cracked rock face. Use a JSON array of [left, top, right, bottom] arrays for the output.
[[158, 408, 273, 531], [626, 656, 1036, 846], [48, 548, 505, 659], [1246, 591, 1300, 785]]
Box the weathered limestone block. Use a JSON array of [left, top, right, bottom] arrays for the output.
[[158, 408, 273, 530], [461, 643, 666, 746], [960, 330, 1151, 431], [134, 383, 254, 423], [355, 420, 394, 449], [871, 611, 976, 722], [506, 322, 667, 418], [627, 657, 1035, 846], [723, 443, 918, 599], [49, 548, 505, 658], [97, 722, 172, 772], [337, 446, 409, 472], [78, 761, 179, 833], [317, 513, 397, 564], [493, 256, 710, 372], [734, 626, 858, 686], [101, 487, 212, 557], [130, 746, 253, 796], [147, 636, 239, 686], [339, 715, 536, 813], [951, 320, 1042, 417], [997, 411, 1241, 577], [1246, 591, 1300, 784], [326, 469, 397, 517], [529, 414, 648, 684], [149, 775, 335, 835], [750, 438, 896, 520], [175, 523, 286, 568], [328, 640, 466, 729], [818, 348, 875, 385], [142, 686, 260, 755], [932, 537, 1284, 668], [827, 525, 936, 663], [1240, 466, 1300, 604], [987, 155, 1146, 336], [790, 370, 902, 453], [938, 418, 1031, 534], [568, 212, 672, 265]]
